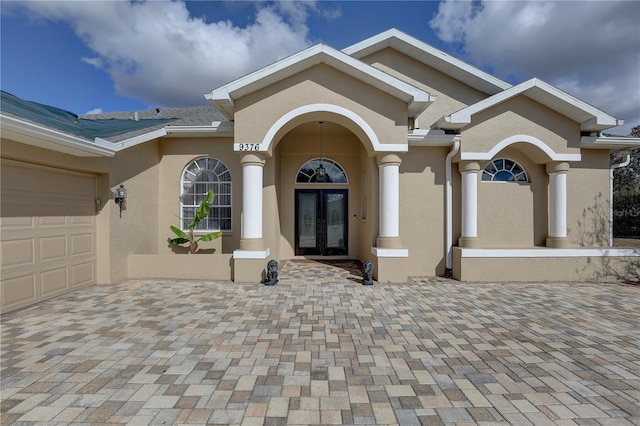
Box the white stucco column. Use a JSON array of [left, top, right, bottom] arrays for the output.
[[376, 153, 403, 249], [459, 161, 480, 248], [546, 161, 570, 248], [239, 153, 265, 251]]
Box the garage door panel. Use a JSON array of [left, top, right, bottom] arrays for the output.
[[38, 202, 70, 217], [71, 262, 94, 287], [41, 267, 68, 296], [70, 234, 93, 256], [39, 216, 67, 227], [1, 159, 97, 313], [1, 163, 33, 192], [70, 215, 94, 226], [0, 216, 34, 228], [36, 168, 69, 195], [40, 235, 67, 261], [2, 274, 36, 308], [68, 175, 95, 198], [1, 238, 35, 267], [0, 200, 35, 218]]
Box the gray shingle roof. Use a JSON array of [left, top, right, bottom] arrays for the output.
[[81, 106, 229, 142], [1, 91, 229, 143]]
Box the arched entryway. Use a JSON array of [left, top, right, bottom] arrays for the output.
[[295, 158, 349, 255]]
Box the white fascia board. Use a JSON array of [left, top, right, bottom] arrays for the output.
[[114, 125, 233, 151], [204, 90, 234, 121], [113, 124, 234, 151], [165, 124, 234, 138], [408, 129, 456, 147], [206, 43, 434, 118], [440, 78, 619, 131], [344, 29, 511, 94], [580, 135, 640, 150], [113, 128, 167, 150], [1, 113, 116, 157]]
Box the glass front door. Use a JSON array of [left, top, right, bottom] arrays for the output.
[[295, 189, 348, 256]]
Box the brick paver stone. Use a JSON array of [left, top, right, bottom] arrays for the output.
[[1, 260, 638, 425]]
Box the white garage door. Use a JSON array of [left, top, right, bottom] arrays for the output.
[[1, 160, 98, 313]]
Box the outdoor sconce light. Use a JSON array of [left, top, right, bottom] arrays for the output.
[[114, 184, 127, 216]]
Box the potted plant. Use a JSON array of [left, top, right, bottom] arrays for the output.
[[168, 189, 222, 253]]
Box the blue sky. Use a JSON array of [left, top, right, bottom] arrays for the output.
[[2, 1, 638, 135]]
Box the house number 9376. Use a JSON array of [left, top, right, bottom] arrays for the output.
[[238, 143, 260, 151]]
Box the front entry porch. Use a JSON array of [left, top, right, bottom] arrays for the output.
[[295, 189, 348, 256]]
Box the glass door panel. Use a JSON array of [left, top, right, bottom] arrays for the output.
[[324, 192, 346, 255], [295, 189, 347, 256]]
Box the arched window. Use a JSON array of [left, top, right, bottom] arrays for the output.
[[296, 158, 348, 183], [482, 158, 528, 182], [181, 157, 231, 231]]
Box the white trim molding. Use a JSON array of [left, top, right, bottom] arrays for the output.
[[206, 43, 435, 120], [439, 78, 620, 132], [233, 248, 271, 259], [581, 135, 640, 150], [1, 113, 116, 157], [261, 103, 408, 155], [460, 135, 581, 162], [343, 29, 511, 95], [371, 247, 409, 258], [460, 248, 640, 258]]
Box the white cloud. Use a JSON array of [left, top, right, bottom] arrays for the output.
[[19, 1, 316, 108], [85, 108, 103, 115], [430, 0, 640, 135]]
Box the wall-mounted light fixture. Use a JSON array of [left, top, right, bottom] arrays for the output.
[[114, 184, 127, 217]]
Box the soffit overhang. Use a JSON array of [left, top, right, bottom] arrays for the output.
[[580, 135, 640, 150], [205, 43, 435, 121], [437, 78, 622, 132], [343, 28, 511, 95], [0, 113, 116, 157]]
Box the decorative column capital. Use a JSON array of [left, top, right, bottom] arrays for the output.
[[546, 161, 569, 174], [459, 161, 481, 173], [239, 152, 265, 166], [376, 153, 403, 166]]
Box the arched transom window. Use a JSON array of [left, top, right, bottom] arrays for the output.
[[296, 158, 348, 183], [482, 158, 528, 182], [181, 157, 232, 231]]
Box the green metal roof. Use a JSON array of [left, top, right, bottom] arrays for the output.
[[1, 91, 176, 141]]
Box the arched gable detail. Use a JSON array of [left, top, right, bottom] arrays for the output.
[[460, 134, 581, 163], [261, 103, 407, 156]]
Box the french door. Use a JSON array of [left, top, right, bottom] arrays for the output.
[[295, 189, 348, 256]]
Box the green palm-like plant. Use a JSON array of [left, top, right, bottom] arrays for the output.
[[168, 190, 222, 253]]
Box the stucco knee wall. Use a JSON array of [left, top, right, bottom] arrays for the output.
[[453, 248, 638, 282]]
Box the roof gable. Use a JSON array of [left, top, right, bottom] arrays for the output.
[[343, 29, 511, 96], [205, 43, 435, 121], [437, 78, 622, 131]]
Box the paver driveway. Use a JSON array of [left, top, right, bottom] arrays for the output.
[[1, 260, 639, 425]]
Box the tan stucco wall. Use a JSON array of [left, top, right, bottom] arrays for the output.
[[128, 253, 233, 280], [460, 96, 580, 158], [453, 249, 637, 282], [399, 146, 449, 276], [233, 64, 408, 149], [105, 144, 161, 282], [567, 150, 611, 247], [359, 47, 487, 129], [477, 147, 548, 247], [158, 137, 239, 254]]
